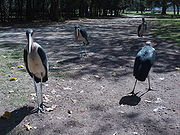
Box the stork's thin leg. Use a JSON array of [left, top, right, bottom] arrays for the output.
[[80, 43, 83, 58], [84, 44, 87, 57], [33, 77, 41, 113], [148, 76, 152, 91], [39, 74, 45, 113], [129, 79, 138, 95]]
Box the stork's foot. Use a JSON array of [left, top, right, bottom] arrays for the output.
[[37, 107, 45, 114], [128, 91, 140, 96], [147, 88, 156, 92], [80, 51, 88, 58], [37, 102, 49, 114], [40, 102, 49, 108]]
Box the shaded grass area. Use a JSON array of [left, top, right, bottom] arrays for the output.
[[125, 10, 176, 15], [150, 18, 180, 45], [0, 43, 30, 108]]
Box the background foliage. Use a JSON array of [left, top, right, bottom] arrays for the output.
[[0, 0, 179, 22]]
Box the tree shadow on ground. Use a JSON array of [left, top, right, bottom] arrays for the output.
[[0, 106, 34, 135], [0, 18, 179, 79]]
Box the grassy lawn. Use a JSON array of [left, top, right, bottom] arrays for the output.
[[150, 18, 180, 45], [125, 10, 175, 15], [0, 44, 31, 108]]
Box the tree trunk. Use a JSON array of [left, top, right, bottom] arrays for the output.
[[161, 1, 167, 15], [26, 0, 33, 21], [173, 2, 176, 15], [0, 0, 2, 22], [177, 4, 179, 15], [50, 0, 59, 21], [2, 0, 10, 22]]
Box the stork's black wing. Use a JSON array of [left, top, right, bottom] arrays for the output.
[[80, 29, 89, 44], [80, 29, 87, 39], [24, 49, 34, 78], [37, 47, 48, 82]]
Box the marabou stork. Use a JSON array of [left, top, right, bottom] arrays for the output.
[[129, 41, 155, 95], [24, 29, 48, 113], [137, 18, 147, 37], [74, 25, 89, 56]]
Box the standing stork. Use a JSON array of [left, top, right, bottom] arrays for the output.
[[74, 25, 89, 56], [129, 41, 155, 95], [24, 29, 48, 113], [137, 18, 147, 37]]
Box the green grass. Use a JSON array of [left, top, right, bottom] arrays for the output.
[[0, 43, 30, 109], [0, 44, 23, 76], [150, 18, 180, 45], [0, 43, 21, 48], [125, 10, 175, 15]]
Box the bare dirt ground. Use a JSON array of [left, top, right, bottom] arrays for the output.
[[0, 17, 180, 135]]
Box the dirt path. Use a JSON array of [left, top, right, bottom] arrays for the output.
[[0, 17, 180, 135]]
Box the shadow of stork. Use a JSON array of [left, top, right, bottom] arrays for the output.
[[0, 106, 34, 135], [119, 90, 152, 106]]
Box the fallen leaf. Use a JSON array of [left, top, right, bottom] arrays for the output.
[[80, 110, 87, 113], [94, 75, 101, 79], [158, 77, 164, 81], [144, 100, 152, 103], [1, 111, 11, 119], [10, 67, 15, 69], [79, 90, 84, 93], [43, 95, 51, 103], [155, 98, 162, 103], [8, 90, 15, 94], [70, 98, 77, 103], [119, 111, 125, 114], [68, 110, 72, 114], [34, 126, 37, 129], [112, 71, 117, 77], [45, 105, 57, 112], [132, 132, 138, 135], [113, 132, 118, 135], [24, 124, 33, 131], [63, 87, 73, 91], [18, 65, 24, 68], [10, 77, 17, 81], [153, 106, 166, 112]]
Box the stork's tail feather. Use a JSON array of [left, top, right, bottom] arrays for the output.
[[34, 76, 48, 83]]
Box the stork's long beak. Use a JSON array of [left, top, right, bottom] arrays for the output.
[[76, 28, 79, 37], [28, 34, 33, 53]]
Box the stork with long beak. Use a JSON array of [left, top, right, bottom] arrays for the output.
[[137, 18, 147, 37], [24, 29, 48, 113], [74, 25, 89, 57]]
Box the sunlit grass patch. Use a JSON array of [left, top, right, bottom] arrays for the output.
[[0, 43, 30, 108], [150, 18, 180, 45], [0, 43, 21, 48], [124, 10, 175, 15]]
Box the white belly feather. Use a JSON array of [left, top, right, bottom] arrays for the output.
[[28, 47, 46, 79]]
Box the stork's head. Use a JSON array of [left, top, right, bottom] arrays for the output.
[[26, 29, 34, 53], [74, 25, 80, 39], [146, 41, 151, 46], [74, 25, 80, 30], [146, 41, 157, 48]]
